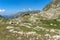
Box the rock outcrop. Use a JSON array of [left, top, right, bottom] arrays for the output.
[[1, 0, 60, 40]]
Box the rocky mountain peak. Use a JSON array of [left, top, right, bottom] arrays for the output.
[[52, 0, 60, 3], [52, 0, 60, 7], [40, 0, 60, 19], [1, 0, 60, 40], [43, 0, 60, 11]]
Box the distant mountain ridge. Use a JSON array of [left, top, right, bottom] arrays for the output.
[[0, 15, 5, 18], [1, 0, 60, 40], [11, 10, 40, 18], [0, 10, 40, 18]]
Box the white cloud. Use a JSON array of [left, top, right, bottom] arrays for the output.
[[29, 8, 32, 11], [0, 9, 5, 13], [23, 9, 26, 11]]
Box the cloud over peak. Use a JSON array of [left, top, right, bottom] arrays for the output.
[[0, 9, 5, 13]]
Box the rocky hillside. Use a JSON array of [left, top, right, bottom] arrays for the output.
[[0, 0, 60, 40], [11, 10, 40, 18], [43, 0, 60, 11]]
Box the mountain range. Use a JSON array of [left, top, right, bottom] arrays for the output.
[[0, 0, 60, 40]]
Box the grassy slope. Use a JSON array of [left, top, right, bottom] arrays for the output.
[[0, 0, 60, 40]]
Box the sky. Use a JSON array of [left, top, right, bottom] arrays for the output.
[[0, 0, 52, 16]]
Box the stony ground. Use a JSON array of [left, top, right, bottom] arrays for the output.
[[1, 0, 60, 40], [0, 13, 60, 40]]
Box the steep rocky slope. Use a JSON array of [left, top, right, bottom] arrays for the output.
[[43, 0, 60, 11], [0, 0, 60, 40]]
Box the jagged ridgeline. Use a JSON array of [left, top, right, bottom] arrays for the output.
[[1, 0, 60, 40], [43, 0, 60, 11], [12, 10, 40, 18]]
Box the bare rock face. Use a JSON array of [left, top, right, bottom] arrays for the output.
[[43, 0, 60, 11], [52, 0, 60, 9], [40, 0, 60, 19], [1, 0, 60, 40]]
